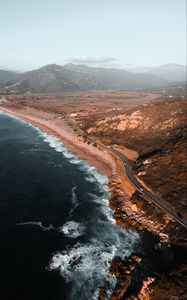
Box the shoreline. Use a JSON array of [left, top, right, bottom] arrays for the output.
[[0, 105, 170, 233], [0, 106, 136, 195], [0, 106, 118, 178], [0, 104, 179, 299], [0, 106, 139, 299], [0, 106, 172, 236]]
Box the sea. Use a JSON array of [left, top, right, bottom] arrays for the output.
[[0, 110, 140, 300]]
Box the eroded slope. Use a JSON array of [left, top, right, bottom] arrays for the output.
[[81, 99, 187, 218]]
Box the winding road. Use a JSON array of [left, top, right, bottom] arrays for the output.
[[65, 113, 187, 230], [110, 147, 187, 229]]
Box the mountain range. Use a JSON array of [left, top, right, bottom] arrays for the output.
[[123, 63, 186, 82], [0, 63, 186, 94]]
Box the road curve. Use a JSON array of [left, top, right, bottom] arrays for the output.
[[64, 114, 187, 230], [110, 147, 187, 229]]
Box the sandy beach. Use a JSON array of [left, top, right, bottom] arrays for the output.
[[2, 105, 173, 234], [0, 105, 137, 196], [0, 104, 179, 299], [1, 105, 172, 237], [0, 106, 117, 176]]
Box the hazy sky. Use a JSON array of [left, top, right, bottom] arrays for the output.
[[0, 0, 186, 70]]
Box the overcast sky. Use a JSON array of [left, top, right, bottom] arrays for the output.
[[0, 0, 186, 70]]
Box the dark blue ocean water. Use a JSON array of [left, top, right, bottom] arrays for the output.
[[0, 111, 139, 300]]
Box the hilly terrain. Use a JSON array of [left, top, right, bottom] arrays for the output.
[[0, 64, 169, 94], [0, 63, 186, 94], [80, 99, 187, 219], [144, 81, 187, 98], [147, 63, 186, 82], [0, 70, 17, 86]]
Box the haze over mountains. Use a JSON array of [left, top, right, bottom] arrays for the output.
[[0, 63, 186, 94], [125, 63, 186, 81]]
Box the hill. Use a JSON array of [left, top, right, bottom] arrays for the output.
[[147, 63, 186, 82], [0, 64, 168, 94], [80, 99, 187, 219], [0, 70, 17, 85]]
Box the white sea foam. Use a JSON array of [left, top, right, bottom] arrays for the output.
[[2, 112, 139, 298], [0, 110, 44, 136], [0, 111, 109, 191], [40, 133, 109, 191], [71, 186, 77, 205], [85, 176, 95, 183], [69, 186, 79, 218], [0, 110, 27, 124], [50, 185, 139, 298], [49, 241, 117, 299], [101, 198, 116, 225], [87, 193, 116, 225], [16, 221, 54, 231], [49, 229, 139, 300], [59, 221, 86, 238]]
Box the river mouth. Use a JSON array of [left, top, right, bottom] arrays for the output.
[[0, 112, 140, 299]]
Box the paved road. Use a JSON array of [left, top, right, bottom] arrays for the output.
[[64, 114, 187, 229], [110, 148, 187, 229]]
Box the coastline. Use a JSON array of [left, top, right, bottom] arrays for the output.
[[1, 104, 182, 299], [0, 106, 117, 178], [0, 105, 173, 237], [0, 106, 137, 197], [0, 105, 170, 233], [0, 108, 140, 300], [0, 105, 141, 297]]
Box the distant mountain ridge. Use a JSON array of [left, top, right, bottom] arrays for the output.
[[146, 63, 186, 82], [0, 63, 186, 94], [123, 63, 186, 83]]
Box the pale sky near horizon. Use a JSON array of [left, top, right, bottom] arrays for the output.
[[0, 0, 186, 71]]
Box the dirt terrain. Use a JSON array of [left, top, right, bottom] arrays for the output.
[[79, 99, 187, 220]]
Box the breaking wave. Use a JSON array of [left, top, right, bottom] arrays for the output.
[[58, 221, 86, 239], [0, 110, 41, 132], [0, 113, 108, 190], [41, 134, 109, 190], [3, 112, 140, 299], [49, 229, 139, 300], [35, 131, 140, 298]]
